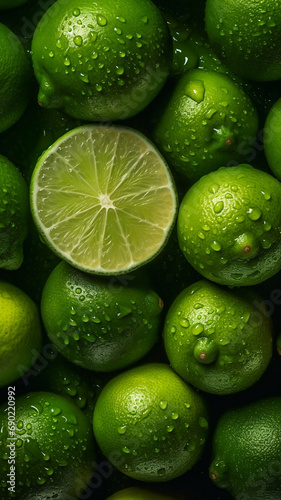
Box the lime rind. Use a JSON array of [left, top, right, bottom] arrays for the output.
[[30, 124, 177, 275]]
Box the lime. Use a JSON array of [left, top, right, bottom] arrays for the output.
[[93, 363, 209, 482], [0, 154, 29, 270], [151, 69, 258, 184], [0, 391, 95, 499], [31, 0, 172, 121], [0, 281, 42, 388], [30, 124, 177, 275], [264, 97, 281, 180], [177, 164, 281, 286], [209, 397, 281, 499], [205, 0, 281, 81], [0, 22, 31, 133], [41, 261, 164, 371], [163, 280, 273, 395], [106, 486, 186, 499]]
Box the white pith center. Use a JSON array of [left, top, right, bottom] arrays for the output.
[[99, 193, 115, 209]]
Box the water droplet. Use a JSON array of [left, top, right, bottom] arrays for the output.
[[180, 318, 190, 328], [48, 51, 54, 58], [199, 417, 209, 429], [171, 412, 179, 420], [116, 66, 124, 75], [210, 241, 222, 251], [213, 201, 224, 213], [208, 183, 219, 194], [73, 8, 80, 16], [117, 425, 127, 435], [159, 400, 167, 410], [74, 35, 83, 46], [191, 323, 204, 336], [247, 207, 262, 220], [97, 15, 107, 26], [185, 79, 205, 103], [122, 446, 130, 454], [167, 425, 174, 432], [157, 467, 166, 477]]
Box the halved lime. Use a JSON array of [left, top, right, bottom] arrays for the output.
[[30, 124, 177, 274]]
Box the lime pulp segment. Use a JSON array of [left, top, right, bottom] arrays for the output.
[[30, 125, 177, 274]]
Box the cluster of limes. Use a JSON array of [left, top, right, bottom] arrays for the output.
[[0, 0, 281, 499]]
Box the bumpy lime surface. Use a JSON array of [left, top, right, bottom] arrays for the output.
[[177, 164, 281, 286], [151, 69, 258, 183], [0, 281, 42, 388], [0, 154, 29, 270], [0, 392, 95, 499], [41, 261, 164, 371], [30, 124, 177, 275], [93, 363, 209, 482], [264, 97, 281, 180], [0, 23, 31, 133], [205, 0, 281, 81], [163, 280, 273, 395], [209, 397, 281, 499], [31, 0, 172, 121]]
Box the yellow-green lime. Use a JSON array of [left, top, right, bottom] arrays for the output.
[[93, 363, 209, 482], [264, 97, 281, 180], [209, 397, 281, 499], [31, 0, 172, 121], [41, 261, 164, 371], [205, 0, 281, 81], [177, 164, 281, 286], [151, 69, 258, 184], [0, 22, 31, 133], [106, 486, 186, 499], [30, 124, 177, 275], [163, 280, 273, 395], [0, 391, 95, 499], [0, 154, 29, 270], [0, 281, 42, 388]]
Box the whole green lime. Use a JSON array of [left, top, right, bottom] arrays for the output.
[[163, 280, 273, 395], [151, 69, 258, 184], [93, 363, 209, 482], [209, 397, 281, 499], [0, 391, 95, 499], [31, 0, 172, 121], [205, 0, 281, 81], [41, 261, 164, 371], [0, 280, 42, 387], [177, 164, 281, 286], [0, 154, 29, 270], [264, 97, 281, 181], [0, 23, 31, 133]]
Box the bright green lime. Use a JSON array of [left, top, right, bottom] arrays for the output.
[[151, 69, 258, 184], [0, 154, 29, 270], [30, 124, 177, 275], [0, 281, 42, 387], [163, 280, 273, 395], [205, 0, 281, 81], [93, 363, 208, 482], [31, 0, 172, 121], [177, 164, 281, 286], [264, 97, 281, 180], [0, 23, 31, 133], [0, 391, 95, 499], [209, 397, 281, 499], [41, 261, 164, 371]]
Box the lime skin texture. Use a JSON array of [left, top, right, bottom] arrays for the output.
[[31, 0, 173, 121], [209, 397, 281, 499], [163, 280, 273, 395], [177, 164, 281, 286], [0, 391, 96, 499], [93, 363, 209, 482], [205, 0, 281, 81], [41, 261, 164, 372], [0, 154, 29, 271]]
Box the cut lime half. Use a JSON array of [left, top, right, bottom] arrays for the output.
[[30, 124, 177, 275]]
